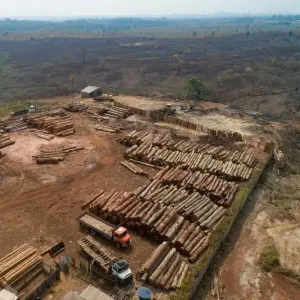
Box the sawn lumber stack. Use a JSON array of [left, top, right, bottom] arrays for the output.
[[137, 242, 190, 290], [77, 235, 120, 273], [0, 244, 42, 287]]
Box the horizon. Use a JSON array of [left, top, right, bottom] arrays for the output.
[[1, 0, 300, 19]]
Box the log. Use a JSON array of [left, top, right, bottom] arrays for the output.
[[164, 216, 185, 241], [149, 248, 177, 283], [160, 252, 181, 287], [82, 190, 105, 209], [176, 263, 189, 288]]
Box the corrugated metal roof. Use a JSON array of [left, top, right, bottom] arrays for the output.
[[81, 86, 100, 94], [80, 285, 114, 300], [0, 289, 18, 300]]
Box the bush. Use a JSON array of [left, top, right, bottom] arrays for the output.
[[259, 245, 280, 272], [184, 78, 209, 100]]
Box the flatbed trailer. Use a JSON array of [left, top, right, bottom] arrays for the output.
[[77, 212, 131, 247]]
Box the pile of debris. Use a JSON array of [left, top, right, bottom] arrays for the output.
[[34, 145, 84, 164], [138, 242, 189, 290], [0, 134, 15, 150], [121, 160, 148, 176], [0, 118, 28, 133], [63, 103, 88, 112], [0, 244, 42, 287], [100, 106, 132, 119], [24, 109, 75, 136]]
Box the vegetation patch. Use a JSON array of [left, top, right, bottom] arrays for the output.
[[259, 245, 280, 272]]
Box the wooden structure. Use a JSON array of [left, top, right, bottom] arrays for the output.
[[81, 86, 102, 98]]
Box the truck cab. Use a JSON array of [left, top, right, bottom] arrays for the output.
[[111, 259, 132, 283], [112, 227, 131, 248]]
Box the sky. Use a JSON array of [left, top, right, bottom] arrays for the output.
[[1, 0, 300, 18]]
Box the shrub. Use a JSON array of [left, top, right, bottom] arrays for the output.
[[259, 245, 280, 272]]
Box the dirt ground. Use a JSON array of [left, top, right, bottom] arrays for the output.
[[0, 112, 159, 299], [1, 99, 300, 300]]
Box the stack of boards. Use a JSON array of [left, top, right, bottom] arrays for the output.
[[0, 244, 42, 288]]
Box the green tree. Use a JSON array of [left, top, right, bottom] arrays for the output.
[[0, 52, 10, 76], [184, 78, 209, 100]]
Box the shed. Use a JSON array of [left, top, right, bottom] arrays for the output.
[[80, 285, 114, 300], [81, 86, 102, 98]]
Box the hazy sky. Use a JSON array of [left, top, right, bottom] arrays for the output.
[[1, 0, 300, 17]]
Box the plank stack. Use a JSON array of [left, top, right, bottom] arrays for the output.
[[24, 109, 75, 136], [0, 134, 15, 149], [0, 244, 42, 288], [137, 242, 189, 290], [63, 103, 88, 112], [77, 235, 120, 273], [34, 145, 84, 164]]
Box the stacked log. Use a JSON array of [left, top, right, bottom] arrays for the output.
[[24, 110, 75, 136], [95, 124, 124, 133], [0, 244, 42, 287], [84, 110, 110, 121], [77, 235, 120, 273], [0, 118, 28, 132], [0, 134, 15, 149], [100, 106, 132, 119], [34, 130, 54, 141], [34, 145, 84, 164], [63, 103, 88, 112], [120, 131, 257, 168], [138, 243, 189, 290], [121, 161, 148, 176]]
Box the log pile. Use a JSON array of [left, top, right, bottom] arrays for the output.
[[153, 168, 239, 206], [0, 134, 15, 149], [63, 103, 88, 112], [137, 242, 189, 290], [0, 244, 42, 287], [34, 130, 54, 141], [87, 189, 220, 258], [121, 131, 257, 168], [100, 106, 132, 119], [84, 110, 110, 121], [95, 124, 124, 133], [24, 110, 75, 136], [125, 142, 254, 180], [77, 235, 120, 273], [34, 145, 84, 164], [121, 161, 148, 176], [0, 118, 28, 133]]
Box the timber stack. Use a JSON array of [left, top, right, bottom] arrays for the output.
[[34, 145, 84, 164], [121, 160, 148, 176], [0, 118, 28, 133], [121, 131, 256, 168], [153, 168, 239, 206], [63, 103, 88, 112], [0, 244, 42, 288], [86, 189, 220, 258], [0, 134, 15, 149], [137, 242, 190, 290], [100, 106, 132, 119], [24, 109, 75, 136], [84, 110, 110, 121], [33, 129, 55, 141], [95, 124, 124, 133], [77, 235, 120, 273]]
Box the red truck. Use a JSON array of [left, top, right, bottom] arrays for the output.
[[77, 212, 131, 248]]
